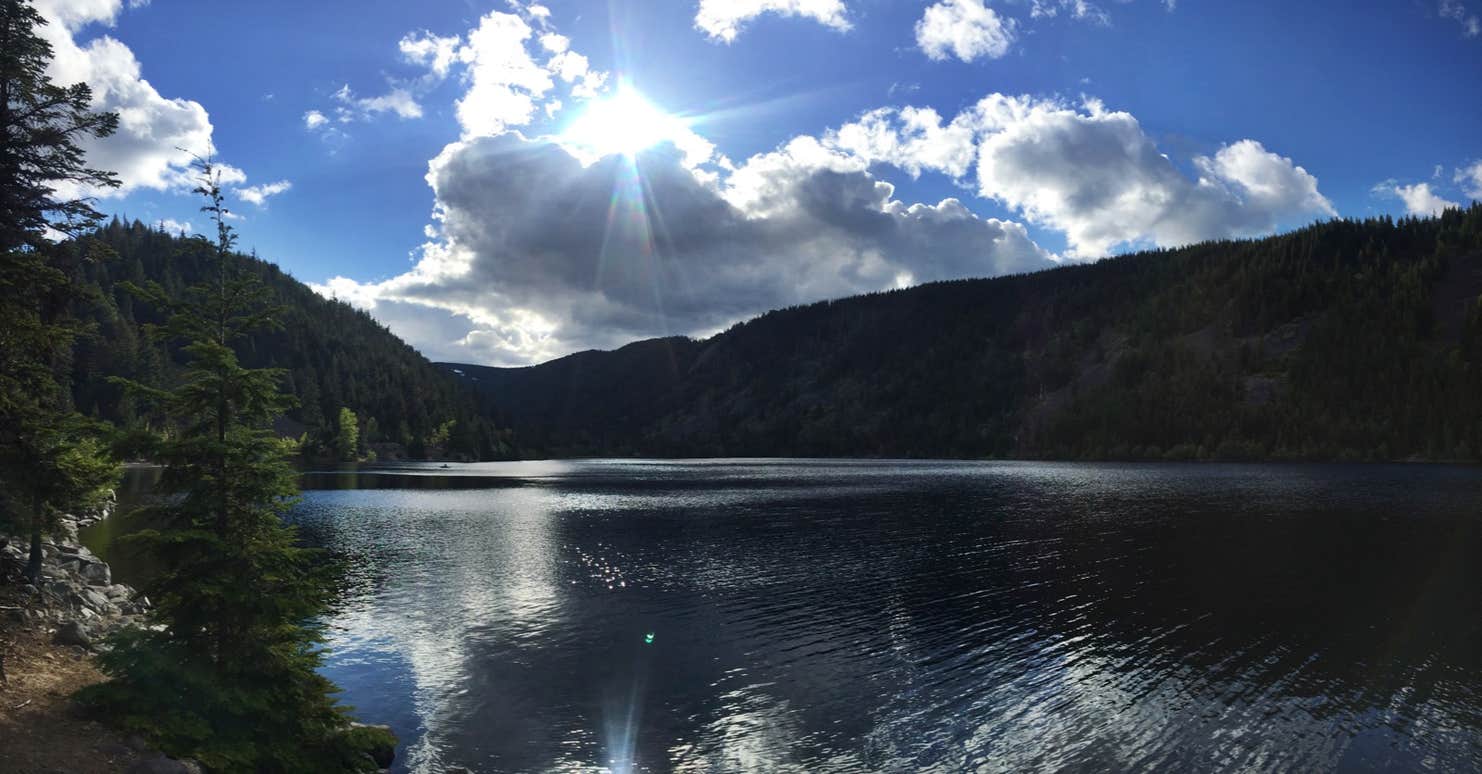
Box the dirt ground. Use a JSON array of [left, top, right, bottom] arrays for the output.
[[0, 613, 147, 773]]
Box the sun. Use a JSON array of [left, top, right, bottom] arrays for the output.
[[561, 86, 682, 160]]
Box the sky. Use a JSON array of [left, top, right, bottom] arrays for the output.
[[32, 0, 1482, 366]]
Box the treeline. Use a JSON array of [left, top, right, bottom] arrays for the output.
[[63, 219, 514, 461], [2, 0, 394, 768], [447, 205, 1482, 461]]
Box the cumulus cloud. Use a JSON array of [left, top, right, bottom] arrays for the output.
[[695, 0, 851, 43], [453, 11, 559, 136], [235, 180, 292, 208], [153, 218, 191, 234], [916, 0, 1017, 62], [308, 6, 1330, 365], [305, 9, 606, 144], [399, 30, 461, 77], [313, 134, 1053, 364], [1456, 161, 1482, 200], [1374, 180, 1461, 217], [820, 95, 1335, 258], [824, 106, 978, 178], [32, 0, 215, 198]]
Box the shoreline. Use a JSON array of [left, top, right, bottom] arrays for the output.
[[1, 503, 202, 773]]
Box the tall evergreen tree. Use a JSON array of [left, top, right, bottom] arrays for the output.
[[0, 0, 121, 576], [82, 161, 394, 771]]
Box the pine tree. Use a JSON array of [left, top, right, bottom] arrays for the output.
[[81, 160, 394, 771], [0, 0, 121, 575]]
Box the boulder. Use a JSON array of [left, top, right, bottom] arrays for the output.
[[79, 560, 112, 586], [54, 518, 79, 544], [54, 620, 91, 648], [79, 587, 115, 614], [349, 722, 397, 768]]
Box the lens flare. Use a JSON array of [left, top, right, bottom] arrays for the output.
[[562, 86, 685, 159]]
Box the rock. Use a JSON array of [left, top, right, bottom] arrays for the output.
[[54, 620, 91, 648], [79, 560, 112, 586], [105, 584, 133, 600], [54, 518, 79, 544], [79, 587, 115, 614], [446, 767, 472, 774], [127, 756, 204, 774], [58, 544, 81, 555], [350, 722, 397, 768], [126, 734, 152, 752]]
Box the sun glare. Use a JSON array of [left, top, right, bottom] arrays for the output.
[[562, 87, 682, 160]]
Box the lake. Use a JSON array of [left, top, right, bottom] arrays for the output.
[[122, 460, 1482, 772]]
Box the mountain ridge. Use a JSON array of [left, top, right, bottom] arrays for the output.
[[440, 206, 1482, 461], [66, 219, 514, 460]]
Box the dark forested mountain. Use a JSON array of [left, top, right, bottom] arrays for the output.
[[445, 206, 1482, 461], [64, 219, 513, 460]]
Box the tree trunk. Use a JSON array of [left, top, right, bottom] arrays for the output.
[[24, 527, 42, 583]]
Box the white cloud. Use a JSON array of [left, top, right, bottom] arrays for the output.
[[399, 30, 461, 77], [1440, 0, 1482, 37], [817, 95, 1335, 258], [32, 0, 217, 198], [306, 9, 1333, 366], [695, 0, 851, 43], [235, 180, 292, 208], [333, 84, 423, 121], [314, 11, 601, 143], [453, 11, 555, 137], [824, 106, 978, 178], [309, 9, 609, 146], [396, 10, 607, 140], [973, 98, 1334, 257], [153, 218, 191, 234], [314, 133, 1053, 365], [1374, 180, 1461, 217], [1456, 161, 1482, 200], [916, 0, 1017, 62]]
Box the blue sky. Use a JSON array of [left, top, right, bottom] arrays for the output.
[[36, 0, 1482, 364]]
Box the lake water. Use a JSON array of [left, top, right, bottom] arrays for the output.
[[130, 461, 1482, 772]]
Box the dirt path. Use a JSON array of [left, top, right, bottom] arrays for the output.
[[1, 613, 147, 773]]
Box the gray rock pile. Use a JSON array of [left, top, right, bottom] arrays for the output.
[[1, 497, 149, 650]]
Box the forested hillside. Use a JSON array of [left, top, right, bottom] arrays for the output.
[[65, 219, 513, 460], [445, 206, 1482, 461]]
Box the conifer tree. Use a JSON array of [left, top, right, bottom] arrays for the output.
[[0, 0, 121, 573], [82, 160, 394, 771]]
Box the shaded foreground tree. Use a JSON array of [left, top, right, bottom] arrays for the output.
[[78, 162, 395, 772], [0, 0, 120, 576]]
